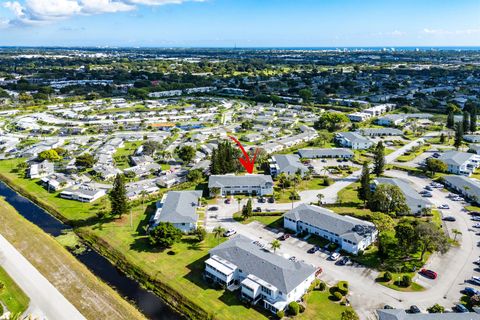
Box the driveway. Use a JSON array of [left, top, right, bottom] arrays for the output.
[[0, 235, 85, 320]]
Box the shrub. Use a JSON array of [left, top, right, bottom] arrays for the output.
[[427, 304, 445, 313], [299, 304, 305, 313], [288, 301, 300, 316], [401, 275, 412, 287], [0, 281, 4, 291], [323, 178, 333, 186], [333, 291, 343, 301], [337, 281, 349, 295], [319, 281, 326, 291], [0, 303, 3, 315], [383, 271, 393, 282], [276, 310, 285, 319], [309, 279, 321, 292]]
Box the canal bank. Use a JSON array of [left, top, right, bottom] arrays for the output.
[[0, 180, 183, 320]]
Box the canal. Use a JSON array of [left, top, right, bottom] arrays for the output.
[[0, 181, 182, 320]]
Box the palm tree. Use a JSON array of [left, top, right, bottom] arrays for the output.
[[278, 173, 288, 194], [140, 190, 148, 211], [452, 229, 462, 241], [317, 193, 324, 205], [213, 226, 225, 244], [270, 239, 281, 253]]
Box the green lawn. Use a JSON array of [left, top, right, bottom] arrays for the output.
[[376, 272, 425, 292], [297, 290, 355, 320], [0, 266, 30, 315], [233, 213, 284, 229], [114, 141, 143, 169], [396, 145, 431, 162]]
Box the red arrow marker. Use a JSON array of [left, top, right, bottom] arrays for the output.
[[228, 135, 259, 174]]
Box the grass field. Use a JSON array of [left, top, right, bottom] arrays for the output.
[[0, 198, 145, 320], [0, 266, 29, 315], [114, 141, 143, 169], [376, 272, 425, 292], [297, 290, 355, 320]]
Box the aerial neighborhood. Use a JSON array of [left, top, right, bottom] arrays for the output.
[[0, 46, 479, 320]]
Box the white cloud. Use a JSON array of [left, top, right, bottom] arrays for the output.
[[2, 0, 203, 26], [423, 28, 480, 35]]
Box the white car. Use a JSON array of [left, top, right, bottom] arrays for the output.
[[472, 217, 480, 222], [474, 223, 480, 228], [223, 229, 236, 237], [438, 204, 450, 209], [453, 197, 464, 201], [472, 276, 480, 286], [329, 252, 341, 261]]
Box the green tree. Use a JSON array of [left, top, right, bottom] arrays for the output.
[[373, 142, 385, 177], [210, 141, 242, 174], [415, 222, 450, 261], [240, 120, 254, 130], [186, 169, 203, 182], [439, 132, 446, 144], [452, 229, 462, 241], [213, 225, 225, 244], [316, 193, 324, 205], [194, 226, 207, 242], [270, 239, 281, 253], [314, 112, 350, 132], [38, 149, 62, 162], [75, 153, 95, 168], [242, 198, 253, 219], [425, 158, 448, 177], [446, 111, 455, 129], [341, 309, 359, 320], [177, 145, 196, 164], [109, 174, 128, 218], [454, 123, 464, 150], [370, 184, 410, 216], [288, 301, 300, 316], [463, 111, 470, 133], [395, 222, 417, 256], [149, 222, 182, 248], [298, 88, 313, 102], [358, 162, 371, 204], [471, 107, 477, 132]]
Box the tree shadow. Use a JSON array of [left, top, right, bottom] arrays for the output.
[[129, 236, 166, 253]]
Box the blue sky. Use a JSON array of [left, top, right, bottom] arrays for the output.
[[0, 0, 479, 47]]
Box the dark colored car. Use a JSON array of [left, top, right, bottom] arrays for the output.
[[409, 305, 421, 314], [307, 246, 318, 254], [442, 216, 456, 222], [268, 197, 275, 203], [278, 234, 290, 241], [208, 206, 219, 211], [383, 305, 394, 310], [419, 269, 438, 279], [463, 287, 480, 296], [253, 207, 262, 212], [336, 256, 350, 266], [258, 197, 266, 203], [454, 304, 469, 313], [470, 211, 480, 216]]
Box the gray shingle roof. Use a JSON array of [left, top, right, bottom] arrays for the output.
[[210, 234, 316, 293], [284, 204, 376, 244], [298, 148, 353, 158], [377, 309, 480, 320], [337, 132, 372, 144], [156, 190, 202, 224], [443, 175, 480, 201], [208, 174, 274, 188], [272, 154, 308, 174], [438, 150, 477, 167]]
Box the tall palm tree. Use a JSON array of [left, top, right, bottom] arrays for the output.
[[317, 193, 325, 205], [213, 226, 225, 244], [270, 239, 281, 253], [452, 229, 462, 241]]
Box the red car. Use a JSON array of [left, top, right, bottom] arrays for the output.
[[420, 269, 438, 279]]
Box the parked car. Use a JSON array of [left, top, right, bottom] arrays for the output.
[[438, 204, 450, 209], [471, 276, 480, 286], [383, 305, 394, 309], [442, 216, 456, 222], [225, 198, 231, 204], [453, 196, 465, 201], [307, 246, 319, 254], [470, 211, 480, 216], [268, 197, 275, 203], [472, 216, 480, 221], [329, 252, 341, 261], [408, 305, 421, 314], [223, 229, 236, 237], [425, 185, 433, 191], [419, 269, 438, 279], [278, 234, 290, 241], [258, 197, 266, 203], [289, 256, 297, 262], [336, 256, 350, 266], [253, 207, 262, 213], [473, 223, 480, 228], [453, 304, 469, 313], [463, 287, 480, 296], [209, 206, 219, 211], [422, 192, 433, 198], [419, 190, 430, 195]]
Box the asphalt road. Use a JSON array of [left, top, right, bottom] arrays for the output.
[[0, 235, 86, 320]]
